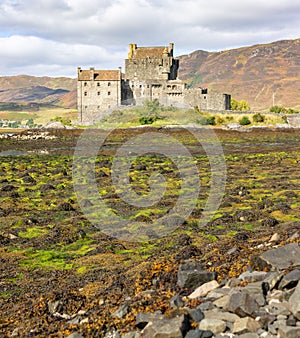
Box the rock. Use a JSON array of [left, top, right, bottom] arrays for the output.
[[263, 272, 285, 291], [198, 318, 226, 334], [177, 260, 217, 289], [206, 287, 230, 300], [204, 310, 240, 323], [213, 295, 230, 308], [44, 121, 67, 129], [122, 332, 141, 338], [289, 281, 300, 320], [48, 300, 62, 314], [224, 289, 260, 317], [239, 271, 268, 283], [104, 330, 121, 338], [188, 280, 220, 299], [279, 269, 300, 290], [170, 295, 185, 308], [270, 233, 280, 242], [256, 243, 300, 271], [135, 312, 164, 330], [278, 325, 300, 338], [226, 247, 238, 255], [112, 304, 129, 319], [232, 317, 261, 334], [66, 333, 84, 338], [243, 281, 267, 306], [261, 217, 278, 227], [11, 328, 20, 337], [1, 184, 16, 192], [68, 317, 82, 325], [197, 302, 216, 311], [238, 334, 259, 338], [185, 329, 213, 338], [175, 245, 202, 261], [188, 308, 204, 322], [265, 300, 291, 316], [142, 314, 189, 338]]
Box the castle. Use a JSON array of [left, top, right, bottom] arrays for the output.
[[77, 43, 231, 125]]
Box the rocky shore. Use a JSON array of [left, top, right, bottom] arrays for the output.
[[59, 241, 300, 338]]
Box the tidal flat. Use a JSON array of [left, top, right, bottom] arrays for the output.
[[1, 127, 300, 336]]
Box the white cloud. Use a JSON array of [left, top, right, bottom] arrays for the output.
[[0, 35, 126, 76], [0, 0, 299, 76]]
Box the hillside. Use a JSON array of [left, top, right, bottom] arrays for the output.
[[0, 75, 77, 108], [0, 39, 299, 111], [179, 38, 300, 111]]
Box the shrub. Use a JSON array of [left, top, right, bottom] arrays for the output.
[[270, 105, 286, 114], [196, 116, 216, 126], [239, 116, 251, 126], [196, 116, 209, 125], [51, 116, 72, 126], [253, 113, 265, 123], [139, 116, 156, 125], [206, 116, 216, 125], [216, 117, 224, 124]]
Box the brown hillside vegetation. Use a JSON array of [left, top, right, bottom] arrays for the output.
[[0, 76, 77, 108], [179, 38, 300, 111]]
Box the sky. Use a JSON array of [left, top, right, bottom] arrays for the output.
[[0, 0, 299, 78]]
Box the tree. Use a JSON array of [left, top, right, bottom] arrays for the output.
[[139, 99, 161, 125], [231, 98, 250, 111], [26, 118, 35, 128]]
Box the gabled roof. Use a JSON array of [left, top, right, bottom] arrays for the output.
[[78, 70, 120, 81]]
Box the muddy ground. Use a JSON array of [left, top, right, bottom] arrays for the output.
[[1, 127, 300, 337]]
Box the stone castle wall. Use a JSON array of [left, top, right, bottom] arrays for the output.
[[77, 43, 231, 125]]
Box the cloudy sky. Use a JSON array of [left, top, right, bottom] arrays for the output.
[[0, 0, 299, 77]]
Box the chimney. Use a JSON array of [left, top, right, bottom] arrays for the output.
[[90, 67, 94, 81]]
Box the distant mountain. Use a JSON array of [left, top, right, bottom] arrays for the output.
[[0, 75, 77, 108], [178, 38, 300, 110], [0, 39, 299, 111]]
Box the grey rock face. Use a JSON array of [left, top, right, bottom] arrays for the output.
[[225, 289, 260, 317], [257, 243, 300, 271], [177, 260, 217, 289], [232, 317, 261, 334], [289, 281, 300, 320], [142, 314, 189, 338], [198, 318, 227, 334], [135, 312, 164, 330]]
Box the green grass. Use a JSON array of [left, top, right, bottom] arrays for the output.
[[18, 226, 49, 239]]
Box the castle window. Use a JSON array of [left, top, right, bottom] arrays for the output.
[[98, 91, 101, 96], [139, 85, 142, 88], [84, 91, 87, 96], [108, 91, 111, 96], [84, 82, 87, 86], [97, 82, 100, 86], [204, 96, 207, 99], [108, 82, 111, 86]]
